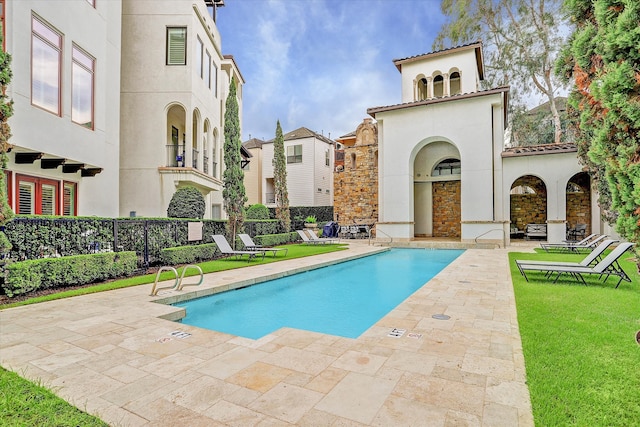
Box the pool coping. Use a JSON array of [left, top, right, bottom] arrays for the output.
[[0, 241, 534, 426]]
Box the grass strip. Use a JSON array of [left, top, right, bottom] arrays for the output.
[[0, 243, 347, 310], [509, 249, 640, 426], [0, 367, 108, 427]]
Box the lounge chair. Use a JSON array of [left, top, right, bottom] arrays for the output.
[[212, 234, 265, 262], [516, 239, 617, 275], [540, 234, 606, 253], [296, 229, 334, 244], [238, 233, 288, 257], [306, 229, 339, 244], [518, 242, 635, 288]]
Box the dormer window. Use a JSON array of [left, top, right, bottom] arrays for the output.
[[433, 75, 444, 98], [450, 72, 461, 95]]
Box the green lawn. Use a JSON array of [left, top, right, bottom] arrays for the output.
[[509, 249, 640, 426]]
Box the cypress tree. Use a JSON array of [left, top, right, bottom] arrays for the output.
[[273, 120, 291, 231], [222, 78, 247, 246], [0, 35, 14, 254], [558, 0, 640, 263]]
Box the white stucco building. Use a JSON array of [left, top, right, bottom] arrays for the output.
[[368, 42, 607, 245], [3, 0, 122, 216], [119, 0, 240, 219]]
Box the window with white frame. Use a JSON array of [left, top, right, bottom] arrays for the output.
[[72, 45, 95, 129], [32, 15, 62, 115], [325, 149, 330, 166], [205, 50, 211, 88], [287, 144, 302, 164], [196, 36, 203, 78], [212, 63, 218, 97], [166, 27, 187, 65]]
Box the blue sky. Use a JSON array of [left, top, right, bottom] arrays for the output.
[[217, 0, 447, 142]]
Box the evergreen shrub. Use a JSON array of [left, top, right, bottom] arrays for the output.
[[2, 251, 138, 297]]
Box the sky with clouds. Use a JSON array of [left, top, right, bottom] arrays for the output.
[[217, 0, 447, 142]]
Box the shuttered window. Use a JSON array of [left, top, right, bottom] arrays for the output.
[[16, 175, 60, 215], [63, 182, 77, 216], [18, 181, 35, 215], [166, 27, 187, 65]]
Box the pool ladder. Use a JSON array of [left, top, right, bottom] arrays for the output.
[[149, 265, 204, 296]]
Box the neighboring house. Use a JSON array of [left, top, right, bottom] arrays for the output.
[[242, 137, 265, 205], [261, 127, 335, 208], [119, 0, 241, 219], [367, 42, 609, 244], [3, 0, 122, 216]]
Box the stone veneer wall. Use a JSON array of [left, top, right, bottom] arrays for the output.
[[333, 144, 378, 224], [432, 180, 461, 237], [566, 191, 591, 235], [510, 175, 547, 232], [333, 119, 378, 226]]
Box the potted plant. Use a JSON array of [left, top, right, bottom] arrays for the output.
[[304, 215, 318, 229]]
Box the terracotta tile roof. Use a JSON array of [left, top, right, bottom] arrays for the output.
[[392, 41, 484, 79], [502, 142, 578, 157], [367, 86, 509, 117]]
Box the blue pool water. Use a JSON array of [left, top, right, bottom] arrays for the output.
[[174, 248, 463, 339]]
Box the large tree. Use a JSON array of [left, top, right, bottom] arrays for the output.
[[0, 35, 14, 255], [435, 0, 569, 144], [557, 0, 640, 258], [222, 78, 247, 245], [273, 120, 290, 232]]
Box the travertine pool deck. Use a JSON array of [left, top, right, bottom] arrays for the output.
[[0, 242, 534, 426]]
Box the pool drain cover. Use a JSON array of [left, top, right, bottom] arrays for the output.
[[432, 314, 450, 320]]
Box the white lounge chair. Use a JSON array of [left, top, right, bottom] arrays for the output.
[[296, 230, 333, 244], [238, 233, 288, 257], [212, 234, 265, 262], [306, 229, 338, 244], [518, 242, 635, 288], [540, 234, 606, 253], [516, 239, 617, 277]]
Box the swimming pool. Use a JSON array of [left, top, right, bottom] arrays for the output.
[[174, 248, 463, 339]]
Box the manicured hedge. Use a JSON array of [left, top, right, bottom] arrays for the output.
[[251, 232, 299, 247], [2, 251, 138, 297], [159, 243, 217, 265]]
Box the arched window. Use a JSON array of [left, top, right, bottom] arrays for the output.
[[432, 158, 460, 176], [417, 77, 428, 100], [374, 150, 378, 168], [450, 71, 461, 95], [350, 152, 356, 169], [433, 74, 444, 98]]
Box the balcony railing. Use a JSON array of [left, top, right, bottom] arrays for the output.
[[192, 148, 199, 169], [166, 144, 185, 167], [212, 161, 217, 178], [203, 155, 209, 174]]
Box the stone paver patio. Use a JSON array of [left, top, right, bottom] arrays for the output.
[[0, 241, 534, 426]]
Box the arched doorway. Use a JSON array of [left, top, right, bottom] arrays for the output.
[[166, 104, 186, 167], [510, 175, 547, 236], [566, 172, 591, 237], [413, 141, 461, 238]]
